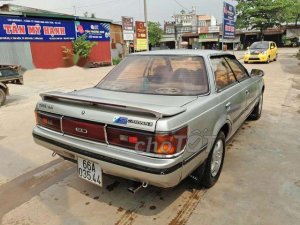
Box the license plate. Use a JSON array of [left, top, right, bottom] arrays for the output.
[[78, 157, 102, 187]]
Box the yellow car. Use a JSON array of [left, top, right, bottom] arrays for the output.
[[244, 41, 278, 64]]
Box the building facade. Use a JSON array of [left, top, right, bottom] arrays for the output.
[[0, 4, 113, 69], [198, 15, 220, 49]]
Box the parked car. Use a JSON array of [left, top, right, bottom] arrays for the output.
[[33, 50, 265, 190], [0, 65, 23, 106], [244, 41, 278, 64]]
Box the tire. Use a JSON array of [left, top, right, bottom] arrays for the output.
[[267, 56, 270, 64], [0, 89, 6, 106], [248, 94, 263, 120], [244, 61, 248, 64], [201, 131, 226, 188]]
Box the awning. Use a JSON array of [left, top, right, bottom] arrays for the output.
[[199, 38, 218, 43], [219, 37, 241, 43], [160, 37, 176, 43]]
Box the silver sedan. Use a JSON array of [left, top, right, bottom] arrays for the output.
[[33, 50, 265, 190]]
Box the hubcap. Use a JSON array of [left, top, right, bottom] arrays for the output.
[[211, 140, 224, 177]]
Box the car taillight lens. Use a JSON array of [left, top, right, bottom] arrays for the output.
[[106, 126, 154, 152], [106, 126, 188, 155], [154, 127, 188, 155], [35, 111, 61, 132]]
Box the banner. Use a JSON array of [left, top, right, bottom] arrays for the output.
[[122, 16, 134, 41], [75, 21, 110, 41], [135, 21, 148, 51], [0, 16, 76, 42], [136, 21, 147, 39], [223, 2, 236, 39]]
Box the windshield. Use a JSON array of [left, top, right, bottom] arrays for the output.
[[97, 55, 209, 96], [250, 42, 269, 49]]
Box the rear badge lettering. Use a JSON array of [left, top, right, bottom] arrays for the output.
[[128, 119, 153, 127], [75, 128, 88, 134], [113, 117, 128, 125]]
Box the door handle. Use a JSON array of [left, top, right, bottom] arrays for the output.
[[225, 102, 231, 109]]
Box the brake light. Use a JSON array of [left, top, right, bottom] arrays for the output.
[[154, 127, 188, 155], [106, 126, 188, 155], [35, 111, 61, 132], [107, 126, 153, 152]]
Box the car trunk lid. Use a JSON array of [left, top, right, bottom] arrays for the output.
[[37, 88, 197, 132]]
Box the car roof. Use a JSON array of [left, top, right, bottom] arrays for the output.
[[253, 41, 272, 44], [132, 49, 231, 57]]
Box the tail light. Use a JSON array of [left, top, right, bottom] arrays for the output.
[[154, 127, 188, 155], [35, 111, 61, 132], [106, 126, 187, 155], [106, 126, 153, 152]]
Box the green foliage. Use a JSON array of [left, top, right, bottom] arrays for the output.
[[112, 57, 122, 65], [63, 35, 97, 65], [236, 0, 299, 39], [148, 21, 163, 47]]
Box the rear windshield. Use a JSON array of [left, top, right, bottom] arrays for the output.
[[97, 55, 209, 96], [250, 42, 269, 49]]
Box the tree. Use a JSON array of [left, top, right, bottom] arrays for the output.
[[288, 0, 300, 25], [236, 0, 299, 40], [147, 21, 163, 47]]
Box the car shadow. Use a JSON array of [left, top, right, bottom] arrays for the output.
[[62, 168, 205, 217]]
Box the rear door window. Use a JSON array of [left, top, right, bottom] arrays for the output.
[[211, 57, 237, 91], [225, 57, 249, 82]]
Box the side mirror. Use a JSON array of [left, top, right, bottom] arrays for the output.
[[270, 46, 274, 49], [251, 69, 264, 77]]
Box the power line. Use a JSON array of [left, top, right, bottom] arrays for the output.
[[173, 0, 189, 11]]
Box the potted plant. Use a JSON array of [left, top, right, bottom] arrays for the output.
[[63, 35, 97, 67]]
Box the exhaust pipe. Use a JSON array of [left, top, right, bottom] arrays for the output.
[[128, 182, 148, 194]]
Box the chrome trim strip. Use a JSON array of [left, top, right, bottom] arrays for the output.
[[60, 116, 64, 134], [104, 124, 109, 145]]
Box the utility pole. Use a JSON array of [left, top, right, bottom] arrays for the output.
[[144, 0, 149, 51], [73, 5, 77, 16]]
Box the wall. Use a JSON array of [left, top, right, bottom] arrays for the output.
[[0, 42, 34, 69], [89, 41, 111, 63], [30, 42, 72, 69], [30, 41, 111, 69]]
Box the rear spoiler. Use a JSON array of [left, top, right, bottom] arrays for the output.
[[40, 91, 186, 118]]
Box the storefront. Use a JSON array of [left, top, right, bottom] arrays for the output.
[[0, 12, 112, 69]]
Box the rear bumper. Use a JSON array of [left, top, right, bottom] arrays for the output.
[[244, 55, 269, 62], [33, 126, 183, 188]]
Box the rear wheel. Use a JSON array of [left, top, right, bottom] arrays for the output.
[[0, 89, 6, 106], [248, 94, 263, 120], [201, 132, 226, 188], [267, 56, 271, 64]]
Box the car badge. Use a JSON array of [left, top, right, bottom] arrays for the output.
[[113, 116, 128, 125]]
